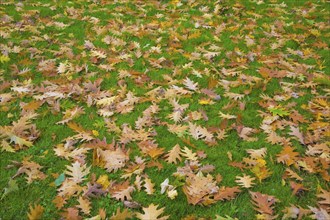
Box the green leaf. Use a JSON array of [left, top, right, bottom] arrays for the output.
[[54, 173, 65, 187], [268, 106, 289, 117], [1, 179, 19, 200]]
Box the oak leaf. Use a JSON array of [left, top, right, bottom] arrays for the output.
[[100, 147, 129, 172], [61, 207, 82, 220], [183, 77, 198, 91], [276, 146, 299, 166], [52, 196, 67, 210], [188, 122, 214, 142], [288, 126, 305, 145], [181, 146, 198, 161], [317, 188, 330, 211], [246, 148, 267, 159], [76, 196, 91, 215], [249, 191, 277, 215], [65, 161, 90, 183], [183, 173, 219, 206], [12, 157, 46, 184], [58, 179, 83, 198], [27, 204, 44, 220], [283, 168, 303, 181], [84, 183, 107, 198], [110, 181, 135, 201], [235, 174, 256, 188], [165, 144, 182, 164], [143, 176, 155, 195], [308, 206, 330, 220], [110, 208, 133, 220], [290, 181, 308, 196], [214, 186, 241, 201], [136, 203, 169, 220]]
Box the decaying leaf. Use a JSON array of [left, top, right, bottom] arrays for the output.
[[110, 207, 133, 220], [235, 174, 256, 188], [1, 0, 329, 219], [11, 157, 46, 184], [183, 173, 219, 206], [27, 204, 44, 220], [276, 146, 300, 166], [249, 191, 277, 216], [65, 161, 91, 183], [75, 197, 90, 215], [214, 186, 241, 201], [136, 203, 169, 220], [165, 144, 182, 164], [110, 181, 135, 201]]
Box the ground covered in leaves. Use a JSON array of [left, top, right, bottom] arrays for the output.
[[0, 0, 329, 219]]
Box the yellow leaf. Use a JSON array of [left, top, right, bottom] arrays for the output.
[[92, 130, 99, 137], [167, 188, 178, 200], [0, 55, 10, 63], [1, 140, 15, 152], [96, 175, 110, 189], [310, 29, 320, 37], [199, 98, 213, 105], [10, 135, 33, 147]]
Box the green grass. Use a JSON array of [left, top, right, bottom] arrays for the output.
[[0, 0, 329, 219]]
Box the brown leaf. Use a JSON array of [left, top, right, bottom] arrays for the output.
[[317, 189, 330, 212], [289, 110, 307, 124], [183, 77, 199, 91], [183, 174, 219, 206], [110, 208, 133, 220], [214, 186, 241, 201], [283, 168, 303, 181], [123, 200, 141, 209], [99, 147, 129, 172], [84, 182, 107, 198], [27, 204, 44, 220], [165, 144, 182, 164], [188, 122, 214, 143], [290, 181, 308, 196], [110, 181, 135, 201], [276, 146, 300, 166], [143, 176, 155, 195], [236, 126, 258, 142], [52, 196, 67, 210], [21, 100, 43, 111], [249, 191, 277, 215], [136, 203, 169, 220], [288, 126, 305, 145], [12, 157, 46, 184], [76, 196, 91, 215], [61, 207, 82, 220]]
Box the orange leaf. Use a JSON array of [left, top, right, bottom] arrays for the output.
[[27, 204, 44, 220]]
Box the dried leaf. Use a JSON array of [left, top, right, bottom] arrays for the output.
[[76, 196, 91, 215], [165, 144, 182, 164], [65, 161, 91, 183], [249, 191, 277, 215], [235, 174, 256, 188], [110, 181, 135, 201], [27, 204, 44, 220], [110, 208, 133, 220], [136, 203, 169, 220]]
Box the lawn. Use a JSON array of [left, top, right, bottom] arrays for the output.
[[0, 0, 329, 219]]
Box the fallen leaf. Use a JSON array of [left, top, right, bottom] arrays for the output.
[[27, 204, 44, 220], [136, 203, 169, 220]]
